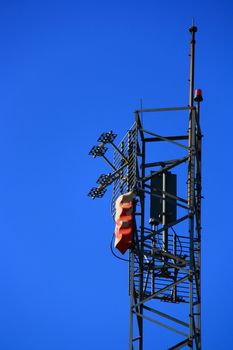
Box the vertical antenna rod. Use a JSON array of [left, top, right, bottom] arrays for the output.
[[189, 24, 197, 107], [188, 24, 198, 349]]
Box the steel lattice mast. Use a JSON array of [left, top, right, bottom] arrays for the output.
[[88, 26, 202, 349]]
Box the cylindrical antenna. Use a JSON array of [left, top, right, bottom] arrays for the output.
[[188, 24, 198, 209], [188, 23, 198, 349], [189, 25, 197, 107]]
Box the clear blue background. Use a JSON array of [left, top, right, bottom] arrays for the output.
[[0, 0, 232, 349]]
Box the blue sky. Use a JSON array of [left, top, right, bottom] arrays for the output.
[[0, 1, 233, 349]]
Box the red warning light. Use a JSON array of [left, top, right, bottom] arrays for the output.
[[194, 88, 203, 102], [114, 192, 135, 254]]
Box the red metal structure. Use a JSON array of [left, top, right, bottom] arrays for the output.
[[114, 192, 135, 254]]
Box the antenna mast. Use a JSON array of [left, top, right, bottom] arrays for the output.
[[88, 26, 203, 349]]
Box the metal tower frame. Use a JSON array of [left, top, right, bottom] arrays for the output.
[[88, 26, 202, 349]]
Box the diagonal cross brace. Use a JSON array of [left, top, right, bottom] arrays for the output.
[[133, 274, 190, 309]]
